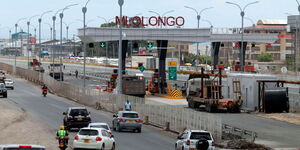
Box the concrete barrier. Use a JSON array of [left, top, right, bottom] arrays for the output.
[[0, 62, 223, 141]]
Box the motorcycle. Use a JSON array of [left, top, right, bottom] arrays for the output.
[[42, 89, 48, 97], [58, 137, 68, 150]]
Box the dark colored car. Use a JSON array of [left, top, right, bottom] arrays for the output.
[[0, 83, 7, 98], [63, 107, 91, 130]]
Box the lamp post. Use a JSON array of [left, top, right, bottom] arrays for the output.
[[244, 17, 255, 27], [202, 19, 213, 28], [44, 23, 53, 40], [38, 10, 52, 64], [295, 0, 300, 73], [27, 15, 39, 69], [226, 1, 259, 72], [83, 0, 91, 87], [14, 17, 26, 74], [98, 16, 115, 63], [185, 6, 213, 57], [52, 9, 64, 73], [148, 10, 174, 28], [117, 0, 124, 94], [59, 4, 78, 82]]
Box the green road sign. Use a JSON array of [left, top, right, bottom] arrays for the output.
[[168, 67, 177, 80], [100, 42, 106, 48], [147, 42, 153, 48], [139, 65, 146, 72]]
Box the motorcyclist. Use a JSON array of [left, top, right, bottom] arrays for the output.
[[42, 84, 48, 90], [124, 100, 132, 111], [56, 126, 69, 145], [41, 84, 48, 95]]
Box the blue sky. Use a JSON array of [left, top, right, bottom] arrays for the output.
[[0, 0, 298, 39]]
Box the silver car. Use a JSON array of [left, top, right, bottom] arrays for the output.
[[112, 111, 142, 133], [4, 79, 14, 90]]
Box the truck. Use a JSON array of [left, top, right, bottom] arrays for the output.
[[106, 70, 146, 97], [122, 75, 146, 97], [186, 68, 242, 113], [48, 63, 64, 81]]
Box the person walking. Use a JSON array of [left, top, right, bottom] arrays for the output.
[[75, 70, 78, 78]]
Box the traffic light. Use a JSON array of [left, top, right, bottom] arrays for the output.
[[88, 43, 94, 48], [100, 42, 106, 48], [235, 43, 240, 48], [267, 43, 272, 48], [147, 42, 154, 48]]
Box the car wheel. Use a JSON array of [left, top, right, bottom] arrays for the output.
[[111, 143, 115, 150], [3, 92, 7, 98], [12, 87, 14, 90], [137, 128, 141, 133], [175, 144, 177, 150], [100, 144, 105, 150], [182, 146, 184, 150]]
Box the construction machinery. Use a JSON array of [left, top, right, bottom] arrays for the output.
[[147, 69, 159, 94], [48, 63, 64, 81], [186, 68, 243, 113]]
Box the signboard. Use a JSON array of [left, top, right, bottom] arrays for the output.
[[116, 16, 185, 27], [168, 61, 177, 67], [100, 42, 106, 48], [139, 65, 145, 72], [168, 67, 177, 80]]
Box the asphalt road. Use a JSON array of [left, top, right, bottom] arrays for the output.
[[2, 58, 300, 148], [7, 77, 175, 150]]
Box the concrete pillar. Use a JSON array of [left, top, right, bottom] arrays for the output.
[[157, 40, 168, 94]]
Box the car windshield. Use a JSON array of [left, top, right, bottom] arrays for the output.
[[79, 129, 98, 136], [0, 84, 5, 88], [190, 132, 212, 140], [122, 113, 139, 118], [90, 125, 109, 130], [70, 109, 88, 116]]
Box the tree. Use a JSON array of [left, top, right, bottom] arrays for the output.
[[257, 53, 273, 62], [284, 57, 295, 71], [100, 22, 116, 27]]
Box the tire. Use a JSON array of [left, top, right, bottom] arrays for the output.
[[175, 144, 177, 150], [3, 92, 7, 98], [196, 138, 209, 150], [11, 87, 14, 90], [111, 143, 115, 150], [137, 128, 141, 133], [100, 144, 105, 150], [181, 146, 184, 150]]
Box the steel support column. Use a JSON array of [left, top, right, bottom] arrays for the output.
[[157, 40, 168, 94], [121, 40, 128, 73], [211, 42, 221, 68]]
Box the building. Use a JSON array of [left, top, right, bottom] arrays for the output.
[[188, 42, 212, 56], [217, 20, 292, 67]]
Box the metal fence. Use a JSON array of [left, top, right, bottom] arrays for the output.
[[0, 62, 222, 141]]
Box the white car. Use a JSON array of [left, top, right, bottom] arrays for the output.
[[88, 122, 112, 135], [175, 130, 215, 150], [0, 144, 46, 150], [73, 127, 115, 150], [4, 79, 14, 90]]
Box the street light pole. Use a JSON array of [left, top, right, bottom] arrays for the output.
[[59, 4, 78, 82], [14, 17, 26, 74], [118, 0, 124, 94], [38, 10, 52, 65], [27, 15, 39, 69], [185, 6, 213, 57], [226, 1, 259, 72], [295, 0, 300, 73], [83, 0, 91, 87]]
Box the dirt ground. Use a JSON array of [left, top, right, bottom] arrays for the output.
[[257, 113, 300, 126], [0, 99, 57, 149]]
